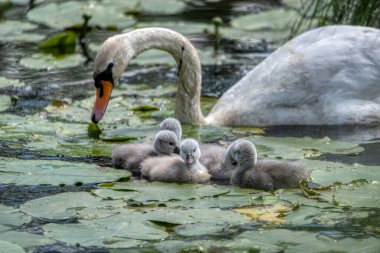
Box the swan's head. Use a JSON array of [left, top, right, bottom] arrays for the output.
[[225, 139, 257, 169], [154, 130, 180, 155], [91, 35, 133, 124], [180, 138, 201, 165], [160, 117, 182, 141]]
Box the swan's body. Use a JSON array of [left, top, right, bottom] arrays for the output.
[[112, 130, 179, 174], [225, 139, 309, 191], [199, 143, 229, 181], [141, 138, 211, 183], [92, 26, 380, 126]]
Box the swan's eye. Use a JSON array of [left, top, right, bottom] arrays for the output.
[[108, 62, 114, 69]]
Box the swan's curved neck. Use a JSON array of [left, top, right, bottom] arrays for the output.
[[118, 28, 206, 125]]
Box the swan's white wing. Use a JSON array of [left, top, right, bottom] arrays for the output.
[[207, 25, 380, 126]]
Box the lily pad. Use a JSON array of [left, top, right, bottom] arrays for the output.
[[43, 223, 148, 248], [0, 20, 45, 43], [20, 53, 86, 70], [0, 157, 130, 186], [20, 191, 127, 220], [247, 135, 364, 159], [234, 204, 295, 224], [93, 180, 230, 204], [0, 95, 11, 111], [231, 8, 298, 31], [0, 76, 25, 88], [0, 240, 25, 253], [237, 229, 380, 252], [124, 21, 212, 36], [140, 0, 186, 15], [27, 1, 136, 29], [0, 205, 32, 228], [0, 231, 54, 251]]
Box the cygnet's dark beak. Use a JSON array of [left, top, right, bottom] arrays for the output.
[[185, 154, 195, 164], [173, 146, 180, 155]]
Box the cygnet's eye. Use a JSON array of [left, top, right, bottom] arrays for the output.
[[193, 148, 196, 152], [169, 142, 174, 146], [231, 161, 238, 166]]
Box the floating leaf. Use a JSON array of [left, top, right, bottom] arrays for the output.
[[0, 205, 32, 228], [0, 231, 54, 251], [234, 204, 295, 224], [247, 135, 364, 159], [0, 157, 130, 186], [0, 20, 45, 43], [20, 53, 86, 70], [93, 180, 230, 204], [232, 8, 297, 31], [0, 240, 25, 253], [140, 0, 186, 15], [20, 192, 127, 220], [27, 1, 136, 29], [0, 76, 25, 88]]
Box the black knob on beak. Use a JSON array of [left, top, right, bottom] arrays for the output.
[[173, 146, 180, 154]]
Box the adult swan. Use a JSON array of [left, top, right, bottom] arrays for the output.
[[91, 26, 380, 126]]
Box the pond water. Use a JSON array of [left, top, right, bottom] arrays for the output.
[[0, 0, 380, 252]]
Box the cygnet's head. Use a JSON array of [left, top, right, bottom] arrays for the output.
[[154, 130, 180, 155], [160, 117, 182, 141], [180, 138, 201, 165], [225, 139, 257, 168]]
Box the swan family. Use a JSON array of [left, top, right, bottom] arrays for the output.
[[112, 118, 309, 191], [91, 25, 380, 126]]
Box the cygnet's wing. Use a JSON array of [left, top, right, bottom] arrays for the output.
[[141, 156, 187, 182], [255, 159, 309, 189], [199, 143, 229, 180], [112, 143, 155, 173]]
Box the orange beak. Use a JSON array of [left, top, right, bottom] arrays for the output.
[[91, 80, 113, 123]]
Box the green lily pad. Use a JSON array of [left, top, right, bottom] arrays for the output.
[[0, 76, 25, 88], [140, 0, 186, 15], [0, 20, 45, 43], [0, 157, 130, 186], [247, 136, 363, 159], [306, 160, 380, 185], [93, 180, 230, 204], [124, 21, 212, 36], [0, 95, 11, 111], [100, 126, 158, 141], [20, 191, 127, 220], [20, 53, 86, 70], [232, 8, 298, 31], [237, 229, 380, 252], [0, 231, 54, 251], [43, 223, 148, 248], [0, 240, 25, 253], [27, 1, 136, 29], [0, 205, 32, 228]]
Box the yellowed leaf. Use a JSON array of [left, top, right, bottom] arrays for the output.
[[234, 204, 294, 224]]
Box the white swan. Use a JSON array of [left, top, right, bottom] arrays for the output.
[[225, 139, 309, 191], [141, 138, 211, 183], [91, 26, 380, 126]]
